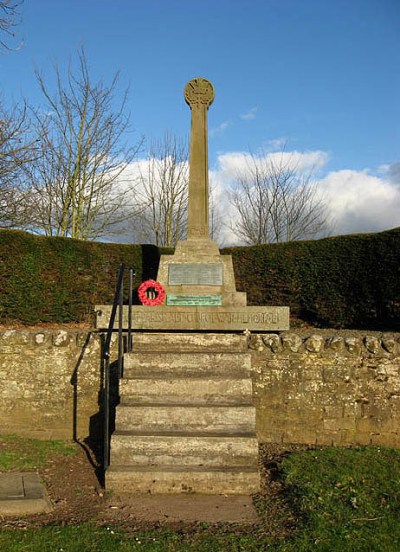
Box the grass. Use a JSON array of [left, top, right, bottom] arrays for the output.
[[279, 446, 400, 551], [0, 433, 76, 470], [0, 525, 270, 551], [0, 441, 399, 550]]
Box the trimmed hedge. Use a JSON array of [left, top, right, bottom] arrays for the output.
[[0, 228, 399, 329], [0, 230, 159, 324], [225, 227, 400, 329]]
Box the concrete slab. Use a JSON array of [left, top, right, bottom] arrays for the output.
[[108, 494, 259, 524], [0, 472, 52, 516]]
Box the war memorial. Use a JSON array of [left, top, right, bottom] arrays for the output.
[[96, 78, 289, 495], [96, 78, 289, 333]]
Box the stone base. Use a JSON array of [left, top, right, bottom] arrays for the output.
[[156, 238, 246, 307], [95, 305, 290, 331]]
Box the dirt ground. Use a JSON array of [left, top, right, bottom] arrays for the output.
[[0, 441, 297, 537]]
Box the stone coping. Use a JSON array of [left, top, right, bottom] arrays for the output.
[[248, 332, 400, 355], [0, 328, 399, 355]]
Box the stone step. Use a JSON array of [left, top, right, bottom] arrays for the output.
[[115, 404, 256, 434], [110, 434, 259, 467], [119, 377, 253, 405], [106, 465, 260, 495], [123, 352, 251, 379], [131, 332, 248, 353]]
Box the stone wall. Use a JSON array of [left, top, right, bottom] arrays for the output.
[[250, 332, 400, 447], [0, 329, 106, 440], [0, 329, 399, 448]]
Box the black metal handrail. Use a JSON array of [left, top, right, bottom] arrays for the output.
[[102, 263, 135, 471]]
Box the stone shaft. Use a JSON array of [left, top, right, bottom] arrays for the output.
[[184, 78, 214, 239]]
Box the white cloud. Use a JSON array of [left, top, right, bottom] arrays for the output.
[[317, 168, 400, 235], [209, 120, 230, 138], [240, 106, 258, 121], [209, 152, 400, 245], [386, 162, 400, 185], [377, 162, 400, 184], [267, 150, 329, 172], [265, 137, 287, 151], [112, 151, 400, 246], [215, 149, 328, 181]]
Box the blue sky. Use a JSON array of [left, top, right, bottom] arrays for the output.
[[1, 0, 400, 241]]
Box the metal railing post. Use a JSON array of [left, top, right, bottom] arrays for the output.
[[103, 353, 110, 470], [118, 276, 124, 379], [128, 267, 134, 353], [103, 263, 125, 472]]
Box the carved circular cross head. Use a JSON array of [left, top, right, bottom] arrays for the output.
[[184, 78, 215, 108]]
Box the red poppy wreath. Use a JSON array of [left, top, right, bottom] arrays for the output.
[[138, 279, 166, 306]]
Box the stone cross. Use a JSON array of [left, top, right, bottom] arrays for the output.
[[184, 78, 215, 239]]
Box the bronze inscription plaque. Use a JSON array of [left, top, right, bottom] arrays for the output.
[[168, 263, 223, 286]]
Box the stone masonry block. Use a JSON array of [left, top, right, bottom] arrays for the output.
[[305, 334, 325, 353], [382, 338, 397, 354], [324, 405, 344, 418], [356, 417, 384, 433], [52, 331, 72, 347], [361, 403, 391, 419], [345, 337, 362, 354], [326, 336, 345, 352], [370, 433, 400, 447], [316, 430, 341, 446], [281, 333, 303, 352], [262, 334, 282, 353], [364, 336, 381, 354]]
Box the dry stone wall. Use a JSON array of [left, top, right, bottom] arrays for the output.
[[250, 332, 400, 447], [0, 329, 399, 449]]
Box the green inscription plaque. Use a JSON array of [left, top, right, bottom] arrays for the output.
[[167, 295, 222, 306]]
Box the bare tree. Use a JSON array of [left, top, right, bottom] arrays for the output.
[[133, 132, 225, 247], [0, 1, 23, 51], [135, 132, 189, 247], [27, 48, 141, 240], [0, 98, 37, 227], [229, 150, 329, 244]]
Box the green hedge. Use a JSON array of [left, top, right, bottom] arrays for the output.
[[225, 227, 400, 329], [0, 228, 399, 329], [0, 230, 159, 324]]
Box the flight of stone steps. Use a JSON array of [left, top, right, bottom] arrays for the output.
[[106, 332, 260, 494]]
